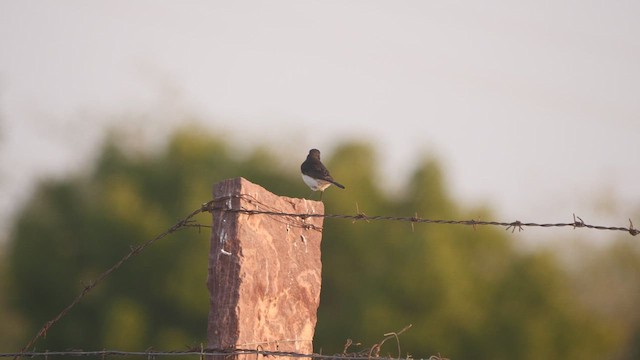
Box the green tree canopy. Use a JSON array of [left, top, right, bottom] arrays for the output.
[[7, 127, 618, 358]]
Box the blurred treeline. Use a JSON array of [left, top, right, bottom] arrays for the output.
[[1, 127, 639, 359]]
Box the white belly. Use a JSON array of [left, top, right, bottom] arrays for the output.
[[302, 174, 332, 191]]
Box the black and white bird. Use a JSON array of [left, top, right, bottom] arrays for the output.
[[301, 149, 345, 199]]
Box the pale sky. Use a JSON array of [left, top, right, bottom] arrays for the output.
[[1, 1, 639, 243]]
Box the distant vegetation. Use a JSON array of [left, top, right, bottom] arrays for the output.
[[3, 126, 639, 359]]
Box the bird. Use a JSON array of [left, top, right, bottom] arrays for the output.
[[301, 149, 345, 199]]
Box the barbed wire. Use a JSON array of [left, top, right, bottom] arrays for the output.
[[1, 349, 444, 360], [4, 325, 446, 360], [13, 194, 637, 359], [205, 194, 639, 236], [3, 349, 334, 359], [0, 352, 445, 360], [6, 324, 445, 360], [1, 348, 446, 360], [13, 204, 212, 360], [4, 349, 330, 359]]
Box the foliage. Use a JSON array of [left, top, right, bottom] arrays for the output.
[[566, 238, 640, 359], [4, 127, 624, 358]]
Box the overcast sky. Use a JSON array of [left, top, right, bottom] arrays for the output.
[[1, 1, 639, 243]]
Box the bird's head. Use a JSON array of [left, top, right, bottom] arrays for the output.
[[308, 149, 321, 160]]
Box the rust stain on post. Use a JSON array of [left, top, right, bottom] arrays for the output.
[[207, 177, 324, 357]]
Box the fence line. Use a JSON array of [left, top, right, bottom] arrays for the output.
[[4, 325, 430, 359], [13, 203, 214, 360], [207, 194, 639, 236], [2, 349, 445, 360], [2, 349, 439, 360], [4, 349, 328, 359], [13, 194, 637, 359]]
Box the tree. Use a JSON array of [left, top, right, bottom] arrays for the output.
[[7, 127, 616, 358], [567, 237, 640, 359], [316, 150, 614, 358]]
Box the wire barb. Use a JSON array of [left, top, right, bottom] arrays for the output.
[[353, 202, 370, 223], [505, 221, 523, 233], [629, 218, 639, 236]]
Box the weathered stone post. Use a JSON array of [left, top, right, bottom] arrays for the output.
[[207, 177, 324, 358]]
